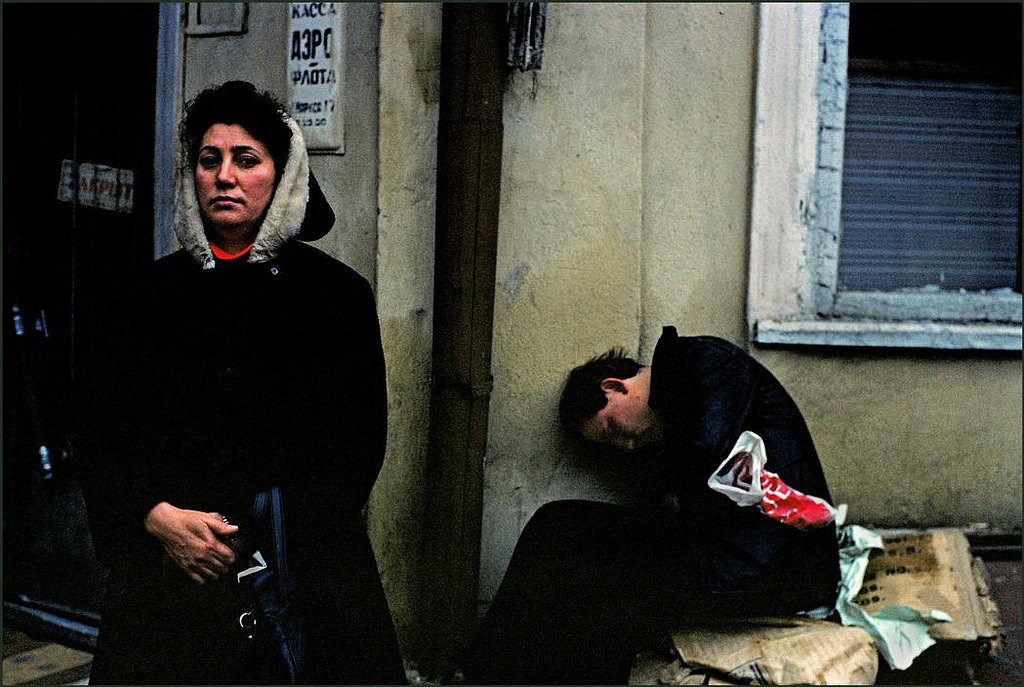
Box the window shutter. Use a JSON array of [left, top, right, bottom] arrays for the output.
[[838, 75, 1021, 292]]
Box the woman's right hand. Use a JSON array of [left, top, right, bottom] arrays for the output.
[[143, 502, 239, 585]]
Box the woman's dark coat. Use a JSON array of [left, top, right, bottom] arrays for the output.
[[78, 117, 404, 684]]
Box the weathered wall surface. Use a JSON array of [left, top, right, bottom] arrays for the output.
[[371, 2, 441, 659], [639, 3, 757, 354], [759, 349, 1022, 528], [483, 2, 649, 602]]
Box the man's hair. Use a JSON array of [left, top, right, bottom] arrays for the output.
[[180, 81, 292, 180], [558, 348, 642, 436]]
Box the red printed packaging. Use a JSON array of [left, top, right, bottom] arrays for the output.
[[708, 431, 836, 530]]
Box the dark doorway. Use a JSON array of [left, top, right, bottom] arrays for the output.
[[3, 2, 159, 634]]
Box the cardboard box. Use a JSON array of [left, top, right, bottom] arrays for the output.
[[863, 529, 1003, 683], [630, 529, 1003, 685], [859, 529, 1000, 649]]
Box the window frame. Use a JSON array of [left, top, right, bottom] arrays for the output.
[[747, 3, 1022, 351]]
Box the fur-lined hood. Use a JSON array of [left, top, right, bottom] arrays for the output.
[[173, 115, 335, 269]]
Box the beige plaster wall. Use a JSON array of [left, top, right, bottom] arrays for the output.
[[484, 2, 648, 601], [758, 349, 1022, 529], [639, 3, 757, 354], [371, 2, 442, 659]]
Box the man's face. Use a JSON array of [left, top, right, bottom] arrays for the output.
[[579, 378, 659, 452]]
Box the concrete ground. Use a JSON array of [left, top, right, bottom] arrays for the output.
[[3, 558, 1020, 685]]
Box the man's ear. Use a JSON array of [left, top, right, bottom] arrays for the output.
[[600, 378, 628, 395]]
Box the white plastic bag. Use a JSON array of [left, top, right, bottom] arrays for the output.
[[708, 431, 837, 530]]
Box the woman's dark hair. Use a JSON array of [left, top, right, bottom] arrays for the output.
[[180, 81, 292, 177], [558, 348, 642, 436]]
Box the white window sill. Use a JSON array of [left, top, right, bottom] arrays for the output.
[[753, 319, 1023, 351]]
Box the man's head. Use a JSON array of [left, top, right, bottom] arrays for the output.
[[559, 349, 661, 452]]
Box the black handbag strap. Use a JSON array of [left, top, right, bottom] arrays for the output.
[[252, 486, 288, 580]]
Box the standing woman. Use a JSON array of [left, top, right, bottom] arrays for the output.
[[79, 81, 405, 684]]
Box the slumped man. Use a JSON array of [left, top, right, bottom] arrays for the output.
[[463, 326, 840, 684]]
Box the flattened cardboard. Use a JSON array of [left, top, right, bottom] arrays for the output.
[[856, 530, 999, 644], [630, 529, 1002, 684], [667, 617, 878, 685]]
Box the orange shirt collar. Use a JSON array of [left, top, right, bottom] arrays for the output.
[[210, 243, 254, 261]]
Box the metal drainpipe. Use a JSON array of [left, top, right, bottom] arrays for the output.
[[420, 3, 505, 679]]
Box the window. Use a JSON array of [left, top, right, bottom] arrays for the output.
[[748, 3, 1022, 350]]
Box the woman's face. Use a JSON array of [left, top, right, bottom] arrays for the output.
[[194, 123, 277, 246]]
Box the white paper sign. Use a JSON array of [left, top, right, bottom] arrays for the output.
[[57, 160, 134, 213], [287, 3, 345, 152]]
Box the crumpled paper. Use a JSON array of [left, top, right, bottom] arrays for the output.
[[834, 524, 952, 670]]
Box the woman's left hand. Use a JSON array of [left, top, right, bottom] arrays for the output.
[[144, 501, 239, 585]]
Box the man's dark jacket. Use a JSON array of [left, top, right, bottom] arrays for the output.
[[648, 326, 840, 609]]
